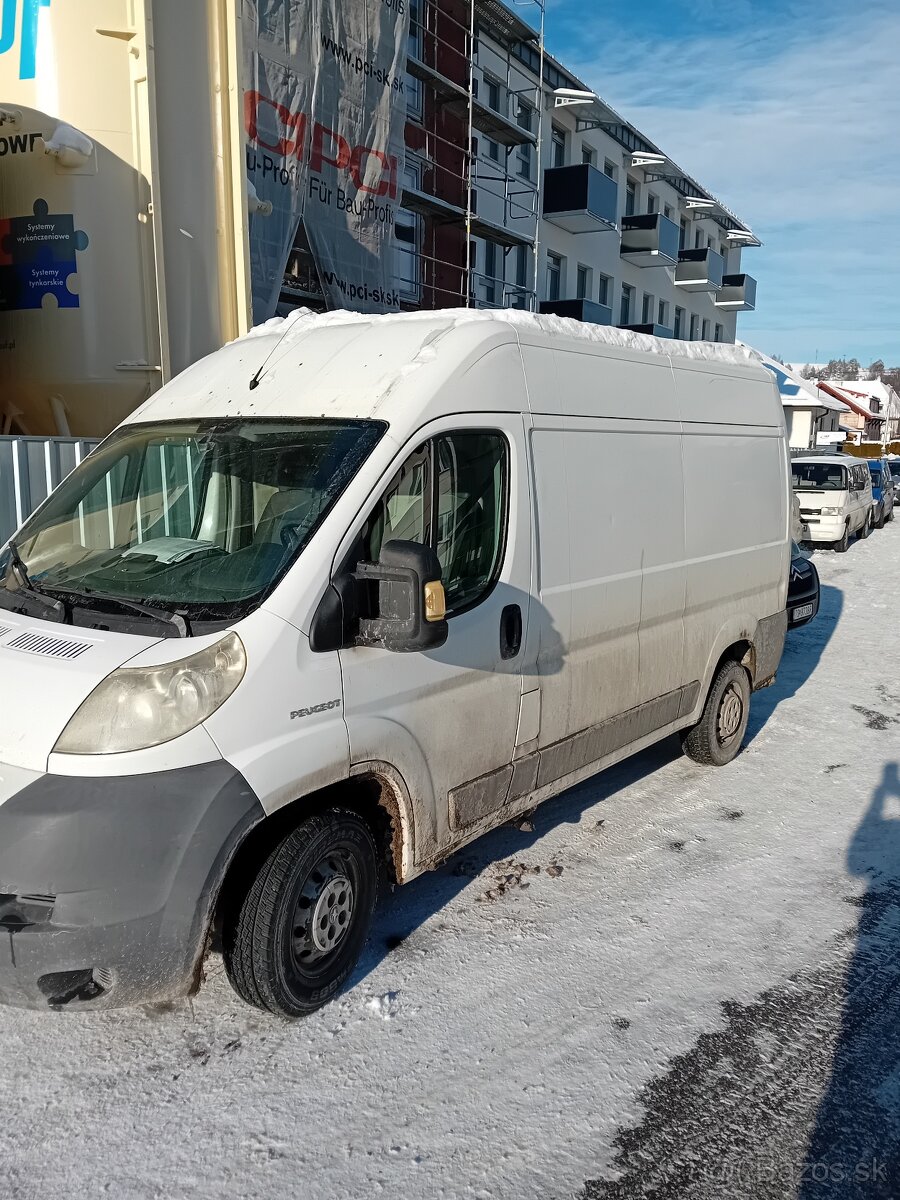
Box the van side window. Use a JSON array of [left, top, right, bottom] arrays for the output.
[[363, 432, 508, 615]]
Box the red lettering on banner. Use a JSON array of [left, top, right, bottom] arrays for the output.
[[349, 147, 399, 199], [310, 124, 351, 173], [244, 91, 307, 158]]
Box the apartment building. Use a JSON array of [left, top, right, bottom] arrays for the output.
[[397, 0, 759, 342]]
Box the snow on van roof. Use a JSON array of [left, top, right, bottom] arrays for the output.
[[239, 307, 758, 368]]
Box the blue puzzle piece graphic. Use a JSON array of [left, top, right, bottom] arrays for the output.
[[0, 198, 88, 310]]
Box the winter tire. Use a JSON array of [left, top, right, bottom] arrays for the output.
[[223, 808, 379, 1018], [877, 508, 886, 530], [858, 513, 871, 540], [834, 522, 850, 553], [682, 660, 751, 767]]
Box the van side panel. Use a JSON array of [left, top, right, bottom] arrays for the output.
[[674, 365, 789, 699], [524, 345, 687, 749]]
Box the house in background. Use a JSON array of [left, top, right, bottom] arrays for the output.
[[816, 381, 886, 443], [821, 378, 900, 443], [750, 353, 848, 449]]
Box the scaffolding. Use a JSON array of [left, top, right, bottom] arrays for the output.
[[275, 0, 547, 316], [396, 0, 547, 312]]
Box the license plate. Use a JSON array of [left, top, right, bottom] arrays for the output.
[[792, 602, 814, 621]]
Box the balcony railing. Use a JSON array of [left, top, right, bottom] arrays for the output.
[[674, 247, 725, 293], [619, 213, 680, 267], [540, 298, 613, 326], [618, 322, 674, 339], [715, 274, 757, 311], [543, 164, 618, 234]]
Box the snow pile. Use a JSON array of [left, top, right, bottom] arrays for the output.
[[239, 306, 758, 367]]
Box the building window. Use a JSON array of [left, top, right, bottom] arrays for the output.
[[658, 299, 669, 328], [485, 138, 500, 163], [680, 218, 689, 250], [646, 192, 658, 215], [597, 273, 611, 308], [714, 322, 724, 342], [576, 264, 591, 300], [694, 228, 705, 250], [620, 283, 634, 325], [701, 318, 710, 340], [604, 159, 617, 180], [551, 126, 566, 169], [395, 163, 422, 301], [515, 102, 534, 180], [674, 306, 684, 338], [664, 204, 673, 220], [546, 252, 563, 302], [641, 292, 653, 324], [689, 313, 700, 340], [481, 240, 499, 306], [582, 143, 596, 167], [485, 77, 502, 113], [515, 244, 528, 289], [625, 178, 637, 217]]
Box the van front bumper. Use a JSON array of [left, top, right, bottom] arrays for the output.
[[802, 515, 845, 542], [0, 761, 263, 1010]]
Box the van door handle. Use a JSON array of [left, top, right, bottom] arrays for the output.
[[500, 604, 522, 660]]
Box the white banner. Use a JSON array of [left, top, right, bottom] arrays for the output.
[[242, 0, 409, 321]]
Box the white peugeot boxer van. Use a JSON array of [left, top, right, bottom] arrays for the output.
[[0, 312, 789, 1016]]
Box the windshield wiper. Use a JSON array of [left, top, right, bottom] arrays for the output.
[[2, 540, 66, 622], [52, 585, 191, 638]]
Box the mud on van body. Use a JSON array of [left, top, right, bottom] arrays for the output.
[[0, 312, 789, 1016]]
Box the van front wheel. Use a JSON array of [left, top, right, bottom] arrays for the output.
[[682, 661, 751, 767], [223, 808, 379, 1018]]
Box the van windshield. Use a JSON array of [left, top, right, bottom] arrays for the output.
[[791, 462, 848, 491], [0, 418, 385, 630]]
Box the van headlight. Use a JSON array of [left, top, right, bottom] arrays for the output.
[[819, 507, 842, 515], [54, 632, 246, 755]]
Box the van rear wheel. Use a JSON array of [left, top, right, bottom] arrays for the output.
[[223, 808, 379, 1018], [682, 661, 751, 767]]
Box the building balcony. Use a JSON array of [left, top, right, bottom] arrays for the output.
[[540, 298, 613, 326], [619, 213, 680, 267], [543, 165, 618, 234], [715, 273, 757, 311], [674, 247, 725, 293], [618, 322, 674, 338]]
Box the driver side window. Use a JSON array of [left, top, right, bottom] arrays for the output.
[[363, 431, 508, 615]]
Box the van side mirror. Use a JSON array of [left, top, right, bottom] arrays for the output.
[[356, 540, 449, 653], [308, 540, 449, 654]]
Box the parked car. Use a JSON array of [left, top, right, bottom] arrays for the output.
[[885, 459, 900, 501], [0, 313, 791, 1017], [867, 459, 895, 528], [787, 541, 819, 628], [791, 455, 873, 552]]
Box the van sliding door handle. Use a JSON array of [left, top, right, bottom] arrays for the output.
[[500, 604, 522, 660]]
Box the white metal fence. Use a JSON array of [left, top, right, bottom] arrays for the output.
[[0, 436, 100, 546]]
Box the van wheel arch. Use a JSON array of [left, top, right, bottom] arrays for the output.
[[209, 772, 410, 961]]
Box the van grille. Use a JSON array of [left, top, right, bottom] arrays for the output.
[[6, 631, 92, 660]]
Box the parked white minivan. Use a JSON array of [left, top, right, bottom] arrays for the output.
[[0, 312, 789, 1016], [791, 454, 873, 551]]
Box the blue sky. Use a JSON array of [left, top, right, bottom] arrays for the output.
[[542, 0, 900, 367]]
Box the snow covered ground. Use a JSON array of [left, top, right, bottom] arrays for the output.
[[3, 529, 900, 1200]]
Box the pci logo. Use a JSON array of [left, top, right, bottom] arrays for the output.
[[0, 0, 49, 81]]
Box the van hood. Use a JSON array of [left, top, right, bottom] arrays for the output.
[[794, 492, 844, 512], [0, 611, 162, 771]]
